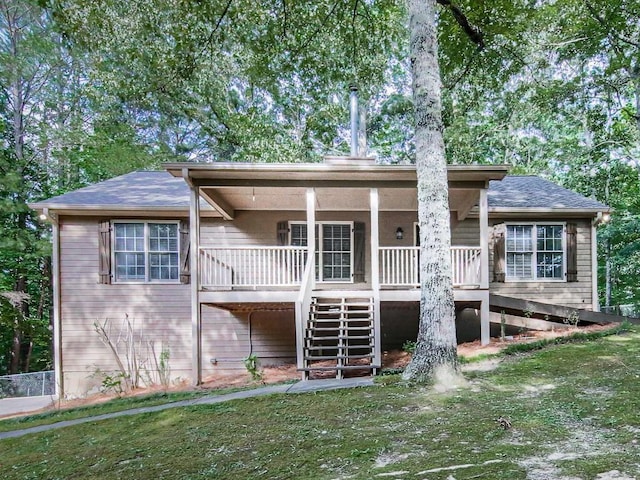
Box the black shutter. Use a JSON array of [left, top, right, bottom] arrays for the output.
[[353, 222, 365, 283], [493, 224, 506, 283], [277, 221, 289, 245], [98, 220, 112, 284], [566, 223, 578, 282], [180, 219, 190, 284]]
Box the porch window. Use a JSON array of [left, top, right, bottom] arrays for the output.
[[506, 224, 564, 281], [290, 222, 353, 282], [113, 221, 180, 282]]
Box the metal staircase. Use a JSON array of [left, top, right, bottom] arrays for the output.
[[301, 295, 377, 379]]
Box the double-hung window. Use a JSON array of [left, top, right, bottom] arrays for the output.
[[289, 222, 353, 282], [506, 224, 564, 281], [113, 221, 180, 282]]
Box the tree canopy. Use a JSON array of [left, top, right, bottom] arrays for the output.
[[1, 0, 639, 374]]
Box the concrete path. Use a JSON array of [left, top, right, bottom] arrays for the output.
[[0, 377, 374, 441], [0, 395, 57, 417]]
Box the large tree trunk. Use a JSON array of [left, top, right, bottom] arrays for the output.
[[403, 0, 458, 382]]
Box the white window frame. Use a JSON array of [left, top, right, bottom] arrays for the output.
[[112, 220, 181, 284], [505, 222, 566, 283], [289, 221, 354, 283]]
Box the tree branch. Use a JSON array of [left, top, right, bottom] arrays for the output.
[[436, 0, 484, 50]]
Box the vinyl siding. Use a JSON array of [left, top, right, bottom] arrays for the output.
[[59, 216, 191, 397], [200, 306, 296, 377], [488, 218, 594, 309]]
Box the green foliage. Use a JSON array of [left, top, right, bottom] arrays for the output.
[[243, 353, 263, 382], [401, 340, 416, 354]]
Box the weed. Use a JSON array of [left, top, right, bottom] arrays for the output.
[[402, 340, 417, 354], [243, 353, 263, 382]]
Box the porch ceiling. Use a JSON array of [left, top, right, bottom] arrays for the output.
[[199, 186, 478, 214]]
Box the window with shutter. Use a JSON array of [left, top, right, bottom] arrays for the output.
[[109, 220, 182, 283], [504, 223, 567, 281]]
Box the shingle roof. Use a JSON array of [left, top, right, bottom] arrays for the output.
[[488, 176, 608, 211], [32, 171, 608, 213], [32, 171, 191, 209]]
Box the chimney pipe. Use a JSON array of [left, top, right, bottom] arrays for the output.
[[349, 85, 359, 157]]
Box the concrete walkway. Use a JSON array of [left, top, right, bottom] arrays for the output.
[[0, 377, 374, 440], [0, 395, 57, 417]]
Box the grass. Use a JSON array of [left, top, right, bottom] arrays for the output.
[[0, 383, 280, 434], [2, 327, 640, 479]]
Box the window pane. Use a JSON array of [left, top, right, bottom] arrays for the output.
[[507, 225, 532, 252], [320, 224, 351, 281], [115, 252, 145, 281], [149, 224, 178, 253], [149, 253, 179, 280], [115, 223, 144, 252], [536, 225, 563, 279], [507, 252, 532, 279], [290, 224, 307, 247]]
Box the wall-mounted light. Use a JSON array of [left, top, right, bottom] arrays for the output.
[[396, 227, 404, 240]]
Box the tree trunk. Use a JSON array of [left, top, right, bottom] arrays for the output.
[[403, 0, 458, 382]]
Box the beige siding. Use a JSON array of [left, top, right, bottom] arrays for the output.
[[451, 218, 480, 246], [59, 217, 192, 397], [488, 219, 593, 309], [200, 306, 295, 377]]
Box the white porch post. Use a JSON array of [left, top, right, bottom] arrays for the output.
[[306, 188, 316, 289], [479, 188, 490, 345], [370, 188, 382, 369], [186, 171, 201, 386]]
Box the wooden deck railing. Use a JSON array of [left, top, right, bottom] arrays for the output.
[[379, 246, 482, 288], [200, 245, 482, 289], [200, 246, 307, 288]]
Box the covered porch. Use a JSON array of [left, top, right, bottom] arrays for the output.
[[167, 162, 508, 382]]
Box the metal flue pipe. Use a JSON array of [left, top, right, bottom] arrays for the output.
[[349, 85, 359, 157]]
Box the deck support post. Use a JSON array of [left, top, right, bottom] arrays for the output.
[[480, 294, 490, 345], [186, 170, 202, 385], [370, 188, 382, 370], [591, 224, 600, 312]]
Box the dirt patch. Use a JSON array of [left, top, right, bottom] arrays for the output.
[[7, 323, 618, 418]]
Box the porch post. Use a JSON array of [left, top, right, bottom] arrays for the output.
[[370, 188, 382, 370], [306, 188, 316, 289], [479, 188, 489, 290], [186, 170, 201, 385], [479, 188, 490, 345]]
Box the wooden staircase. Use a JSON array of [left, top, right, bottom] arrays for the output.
[[301, 295, 377, 379]]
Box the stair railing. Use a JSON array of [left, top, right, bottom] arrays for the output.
[[295, 253, 315, 371]]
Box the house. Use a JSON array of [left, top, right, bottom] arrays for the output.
[[31, 159, 609, 397]]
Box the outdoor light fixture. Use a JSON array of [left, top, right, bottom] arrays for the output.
[[396, 227, 404, 240]]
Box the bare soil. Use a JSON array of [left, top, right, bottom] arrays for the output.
[[9, 323, 617, 416]]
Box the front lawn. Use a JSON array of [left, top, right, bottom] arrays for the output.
[[1, 327, 639, 479]]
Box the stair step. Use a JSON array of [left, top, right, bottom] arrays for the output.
[[304, 354, 374, 361], [304, 344, 373, 351], [308, 326, 373, 333], [299, 365, 377, 372], [304, 335, 374, 341]]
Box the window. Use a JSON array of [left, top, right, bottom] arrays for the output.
[[289, 222, 353, 282], [113, 222, 180, 282], [506, 224, 564, 281]]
